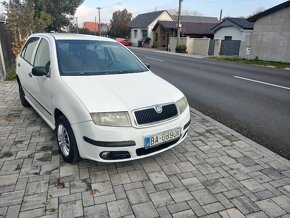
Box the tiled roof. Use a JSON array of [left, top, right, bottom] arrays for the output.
[[84, 22, 99, 33], [211, 17, 254, 32], [182, 22, 217, 35], [171, 15, 218, 23], [153, 21, 217, 35], [128, 11, 168, 28], [227, 18, 254, 29]]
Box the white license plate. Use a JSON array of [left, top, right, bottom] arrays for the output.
[[144, 128, 181, 149]]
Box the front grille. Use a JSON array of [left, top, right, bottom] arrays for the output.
[[134, 103, 178, 125]]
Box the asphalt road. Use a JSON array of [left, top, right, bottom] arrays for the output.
[[130, 48, 290, 160]]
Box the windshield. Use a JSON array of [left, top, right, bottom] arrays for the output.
[[56, 40, 147, 76]]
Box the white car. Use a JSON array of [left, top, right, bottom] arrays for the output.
[[16, 33, 190, 163]]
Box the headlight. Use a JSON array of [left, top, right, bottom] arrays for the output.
[[90, 112, 131, 127], [176, 96, 188, 114]]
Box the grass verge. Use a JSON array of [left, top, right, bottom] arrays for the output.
[[209, 57, 290, 69]]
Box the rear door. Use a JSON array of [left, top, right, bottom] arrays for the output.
[[17, 37, 40, 102]]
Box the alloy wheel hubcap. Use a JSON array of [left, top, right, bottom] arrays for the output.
[[57, 124, 70, 157]]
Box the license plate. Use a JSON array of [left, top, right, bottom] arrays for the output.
[[144, 128, 181, 149]]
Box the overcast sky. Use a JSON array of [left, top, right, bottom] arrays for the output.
[[75, 0, 286, 26], [1, 0, 286, 26]]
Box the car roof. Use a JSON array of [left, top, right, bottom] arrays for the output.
[[30, 33, 115, 42]]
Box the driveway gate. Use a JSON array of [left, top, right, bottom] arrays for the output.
[[220, 40, 241, 56]]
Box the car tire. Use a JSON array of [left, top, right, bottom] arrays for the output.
[[56, 115, 80, 163], [17, 79, 31, 107]]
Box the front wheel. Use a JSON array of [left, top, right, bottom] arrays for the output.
[[56, 115, 80, 163]]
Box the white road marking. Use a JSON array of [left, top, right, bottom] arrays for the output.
[[234, 76, 290, 90], [145, 56, 165, 62]]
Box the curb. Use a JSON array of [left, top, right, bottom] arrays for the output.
[[130, 47, 206, 59]]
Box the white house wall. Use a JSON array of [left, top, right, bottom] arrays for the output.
[[214, 26, 244, 40], [130, 29, 144, 46]]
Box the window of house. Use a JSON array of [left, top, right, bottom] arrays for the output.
[[134, 30, 137, 38], [225, 36, 232, 40], [155, 33, 158, 41]]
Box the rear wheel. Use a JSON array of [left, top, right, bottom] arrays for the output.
[[56, 115, 80, 163], [17, 79, 30, 107]]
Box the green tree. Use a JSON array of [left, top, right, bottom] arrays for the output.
[[109, 9, 132, 38], [3, 0, 83, 55], [41, 0, 84, 31]]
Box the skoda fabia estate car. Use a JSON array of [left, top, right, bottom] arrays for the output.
[[16, 33, 190, 163]]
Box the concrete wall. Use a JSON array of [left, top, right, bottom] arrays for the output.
[[193, 38, 210, 56], [169, 37, 210, 56], [169, 37, 189, 53], [247, 7, 290, 62], [213, 39, 222, 56], [214, 27, 244, 40]]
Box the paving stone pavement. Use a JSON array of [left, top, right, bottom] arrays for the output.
[[0, 81, 290, 218]]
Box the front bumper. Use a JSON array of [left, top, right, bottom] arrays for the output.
[[71, 107, 191, 162]]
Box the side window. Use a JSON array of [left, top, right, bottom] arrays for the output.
[[21, 37, 40, 65], [34, 39, 50, 72]]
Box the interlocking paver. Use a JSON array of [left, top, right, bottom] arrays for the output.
[[132, 201, 159, 218], [256, 199, 286, 217], [107, 199, 133, 218], [219, 208, 245, 218], [84, 204, 109, 218], [0, 81, 290, 217]]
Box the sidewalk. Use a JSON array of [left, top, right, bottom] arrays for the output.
[[130, 46, 206, 59], [0, 81, 289, 218]]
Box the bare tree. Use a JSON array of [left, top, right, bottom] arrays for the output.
[[249, 6, 265, 17], [167, 8, 202, 16]]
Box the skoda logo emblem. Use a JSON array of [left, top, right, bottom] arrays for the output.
[[155, 105, 163, 113]]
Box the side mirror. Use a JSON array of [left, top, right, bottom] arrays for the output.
[[32, 66, 47, 77], [145, 63, 150, 69]]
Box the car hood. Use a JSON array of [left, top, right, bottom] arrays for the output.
[[61, 71, 183, 113]]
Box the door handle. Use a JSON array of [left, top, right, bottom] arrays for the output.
[[29, 73, 32, 77], [18, 63, 20, 67]]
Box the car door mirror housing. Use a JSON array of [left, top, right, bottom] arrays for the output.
[[145, 63, 150, 69], [32, 66, 47, 76]]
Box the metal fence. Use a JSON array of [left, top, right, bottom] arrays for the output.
[[0, 22, 14, 80], [220, 40, 241, 56]]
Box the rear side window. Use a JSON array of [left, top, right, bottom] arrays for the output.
[[21, 37, 40, 65]]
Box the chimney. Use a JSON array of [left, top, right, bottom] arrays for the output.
[[219, 9, 223, 22]]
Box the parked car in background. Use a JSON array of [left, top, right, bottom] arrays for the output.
[[115, 37, 132, 46], [16, 33, 190, 163]]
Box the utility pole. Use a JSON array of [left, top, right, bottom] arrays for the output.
[[177, 0, 183, 45], [94, 16, 97, 35], [96, 7, 102, 36], [75, 17, 79, 34]]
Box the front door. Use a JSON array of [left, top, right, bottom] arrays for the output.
[[32, 37, 54, 123]]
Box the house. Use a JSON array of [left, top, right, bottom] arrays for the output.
[[152, 21, 217, 48], [211, 17, 254, 41], [84, 22, 99, 34], [83, 22, 109, 34], [128, 10, 173, 46], [244, 1, 290, 62]]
